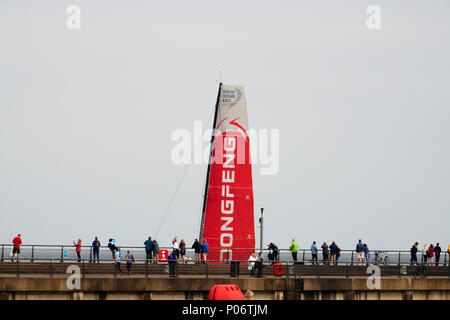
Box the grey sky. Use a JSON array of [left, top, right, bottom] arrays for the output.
[[1, 0, 449, 250]]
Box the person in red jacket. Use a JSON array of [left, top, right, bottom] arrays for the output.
[[73, 239, 82, 262], [12, 234, 22, 262], [427, 244, 434, 266]]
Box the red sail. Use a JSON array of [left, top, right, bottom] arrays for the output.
[[201, 85, 255, 262]]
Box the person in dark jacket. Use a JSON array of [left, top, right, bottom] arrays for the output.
[[267, 243, 279, 263], [192, 239, 202, 264], [168, 250, 177, 277], [435, 243, 441, 266], [255, 252, 264, 278], [410, 242, 419, 265], [144, 237, 153, 261], [321, 242, 329, 265], [152, 239, 160, 263], [108, 239, 117, 260], [329, 241, 338, 265]]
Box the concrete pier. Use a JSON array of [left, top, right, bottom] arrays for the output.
[[0, 262, 449, 300]]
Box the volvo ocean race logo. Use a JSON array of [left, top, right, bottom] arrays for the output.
[[221, 88, 242, 107]]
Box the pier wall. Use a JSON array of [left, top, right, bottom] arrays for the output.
[[0, 276, 449, 300]]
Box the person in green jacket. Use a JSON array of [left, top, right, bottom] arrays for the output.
[[290, 238, 299, 262]]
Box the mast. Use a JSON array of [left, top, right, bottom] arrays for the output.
[[199, 82, 222, 241]]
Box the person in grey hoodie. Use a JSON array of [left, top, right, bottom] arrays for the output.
[[321, 242, 329, 265]]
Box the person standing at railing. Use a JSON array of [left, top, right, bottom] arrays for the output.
[[356, 239, 364, 265], [410, 242, 419, 265], [363, 243, 370, 265], [427, 244, 434, 266], [321, 242, 329, 265], [168, 250, 177, 277], [434, 243, 441, 266], [201, 239, 208, 264], [255, 252, 264, 278], [114, 247, 122, 275], [11, 234, 22, 263], [289, 239, 299, 262], [125, 250, 135, 275], [92, 237, 101, 263], [192, 239, 202, 264], [152, 239, 160, 263], [172, 237, 180, 261], [422, 244, 428, 264], [73, 239, 82, 262], [179, 239, 187, 263], [329, 241, 338, 265], [144, 237, 153, 261], [311, 241, 318, 264], [248, 252, 257, 277]]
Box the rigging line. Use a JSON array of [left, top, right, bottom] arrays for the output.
[[155, 107, 216, 238]]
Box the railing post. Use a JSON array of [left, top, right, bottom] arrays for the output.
[[351, 250, 354, 265], [398, 252, 401, 266], [145, 260, 148, 278], [82, 260, 85, 278], [302, 250, 305, 263], [1, 245, 4, 262], [60, 246, 64, 263], [89, 248, 92, 263], [31, 245, 35, 263]]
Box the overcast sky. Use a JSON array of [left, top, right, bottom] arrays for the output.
[[1, 0, 449, 250]]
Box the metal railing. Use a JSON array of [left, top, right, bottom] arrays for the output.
[[1, 257, 449, 279], [1, 244, 448, 267]]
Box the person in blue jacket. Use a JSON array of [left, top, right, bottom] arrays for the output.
[[356, 239, 364, 264], [168, 250, 178, 277], [311, 241, 318, 264], [201, 240, 209, 264], [144, 237, 154, 261], [364, 243, 371, 265], [92, 237, 101, 263]]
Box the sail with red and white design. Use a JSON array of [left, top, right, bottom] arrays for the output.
[[199, 83, 255, 262]]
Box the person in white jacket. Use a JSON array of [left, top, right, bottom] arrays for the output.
[[248, 253, 257, 277], [422, 244, 429, 264]]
